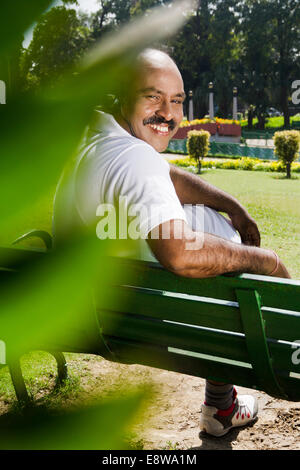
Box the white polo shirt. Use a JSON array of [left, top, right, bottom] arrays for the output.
[[53, 110, 188, 261], [53, 111, 240, 261]]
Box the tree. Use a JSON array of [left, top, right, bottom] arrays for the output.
[[168, 0, 213, 118], [21, 6, 92, 88], [274, 130, 300, 178], [237, 0, 300, 129], [89, 0, 170, 41], [187, 129, 210, 174], [168, 0, 241, 119], [130, 0, 169, 17], [90, 0, 115, 40], [237, 0, 274, 129], [167, 0, 299, 125], [208, 0, 241, 118], [269, 0, 300, 127]]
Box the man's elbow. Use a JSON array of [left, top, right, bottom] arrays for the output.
[[161, 252, 187, 275], [147, 221, 215, 278], [154, 249, 210, 279], [147, 237, 187, 274]]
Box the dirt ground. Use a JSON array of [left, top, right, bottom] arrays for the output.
[[1, 354, 299, 450], [81, 357, 300, 451]]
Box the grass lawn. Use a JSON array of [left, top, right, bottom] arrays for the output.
[[199, 169, 300, 279], [241, 115, 300, 129]]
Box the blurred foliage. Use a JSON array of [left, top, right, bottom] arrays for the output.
[[0, 389, 147, 450], [0, 0, 191, 449]]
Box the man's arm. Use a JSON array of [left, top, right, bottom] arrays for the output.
[[169, 164, 260, 247], [147, 219, 290, 279]]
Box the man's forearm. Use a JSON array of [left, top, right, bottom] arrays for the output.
[[169, 164, 244, 215], [170, 233, 274, 278], [147, 221, 290, 279]]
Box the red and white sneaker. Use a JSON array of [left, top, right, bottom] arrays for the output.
[[199, 389, 258, 437]]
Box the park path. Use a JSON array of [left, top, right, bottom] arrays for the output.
[[82, 357, 300, 450]]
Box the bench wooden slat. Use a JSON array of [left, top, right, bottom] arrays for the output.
[[268, 340, 300, 375], [99, 309, 300, 375], [100, 285, 243, 333], [263, 309, 300, 343], [100, 284, 300, 344], [99, 309, 250, 363], [106, 337, 300, 401], [105, 336, 258, 389], [106, 257, 300, 312]]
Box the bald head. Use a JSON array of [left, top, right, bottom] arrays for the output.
[[138, 48, 177, 68], [117, 48, 185, 152], [137, 48, 183, 83]]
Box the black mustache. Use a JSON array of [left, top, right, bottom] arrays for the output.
[[143, 116, 176, 130]]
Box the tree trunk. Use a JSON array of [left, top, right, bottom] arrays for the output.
[[257, 113, 265, 130], [248, 108, 253, 129], [197, 158, 202, 174], [286, 162, 291, 179], [282, 92, 290, 128], [284, 111, 290, 129]]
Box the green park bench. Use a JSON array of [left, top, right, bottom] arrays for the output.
[[0, 230, 300, 404]]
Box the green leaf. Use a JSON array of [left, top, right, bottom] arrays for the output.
[[0, 389, 148, 449], [0, 1, 53, 56]]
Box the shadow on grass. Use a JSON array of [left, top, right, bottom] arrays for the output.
[[270, 174, 299, 180], [0, 372, 83, 421], [186, 168, 213, 176]]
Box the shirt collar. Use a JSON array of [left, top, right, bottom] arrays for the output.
[[90, 110, 131, 138]]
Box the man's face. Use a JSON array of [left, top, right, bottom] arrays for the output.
[[122, 64, 185, 152]]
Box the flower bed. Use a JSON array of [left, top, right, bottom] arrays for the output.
[[173, 118, 241, 139]]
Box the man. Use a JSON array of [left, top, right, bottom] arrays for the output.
[[53, 48, 290, 437]]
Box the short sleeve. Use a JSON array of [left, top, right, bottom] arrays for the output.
[[110, 143, 188, 239]]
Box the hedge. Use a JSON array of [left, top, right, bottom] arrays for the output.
[[168, 157, 300, 173]]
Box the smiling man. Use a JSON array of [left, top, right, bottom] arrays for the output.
[[53, 48, 290, 438], [117, 52, 185, 152]]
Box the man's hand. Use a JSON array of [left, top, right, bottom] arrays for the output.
[[229, 208, 261, 247], [170, 166, 261, 247]]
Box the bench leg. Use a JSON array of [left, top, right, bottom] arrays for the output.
[[48, 351, 68, 386], [8, 352, 68, 405], [8, 359, 30, 404]]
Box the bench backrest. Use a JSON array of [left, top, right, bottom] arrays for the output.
[[97, 257, 300, 401]]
